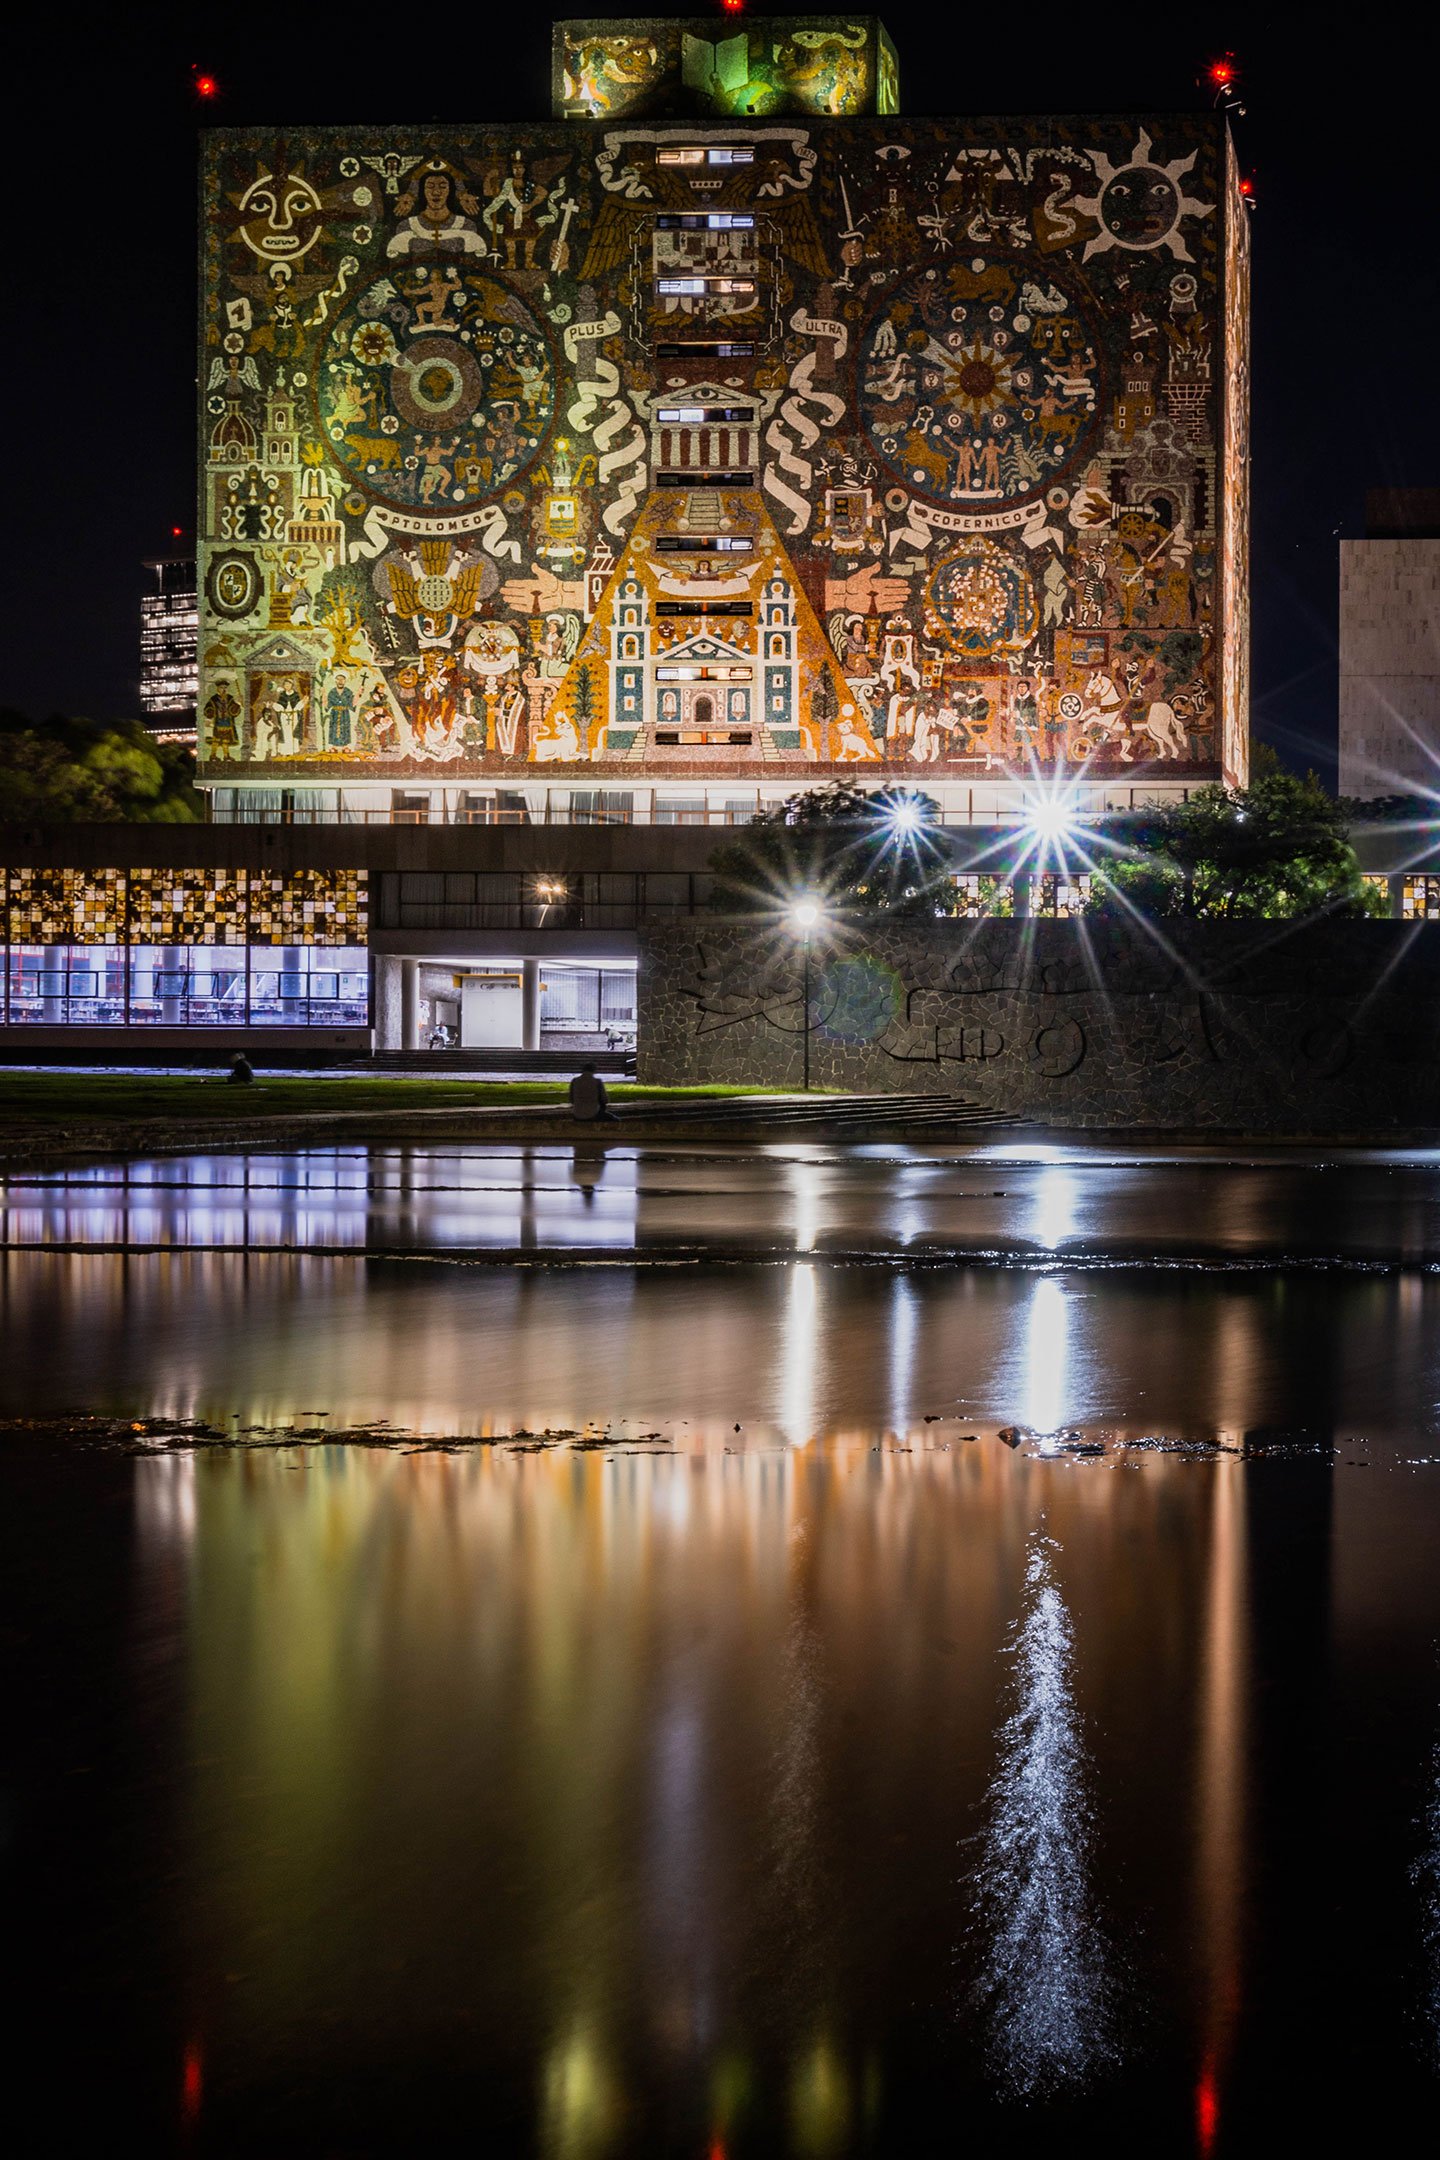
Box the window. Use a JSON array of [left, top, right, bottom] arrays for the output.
[[656, 406, 754, 425], [654, 277, 755, 297], [655, 665, 753, 682], [655, 341, 755, 360], [2, 944, 369, 1028], [656, 472, 753, 489], [655, 601, 752, 618], [656, 145, 753, 166], [654, 213, 754, 230], [655, 536, 752, 553]]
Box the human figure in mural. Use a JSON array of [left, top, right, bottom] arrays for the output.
[[252, 696, 278, 761], [1011, 679, 1040, 757], [203, 684, 242, 759], [483, 153, 551, 271], [325, 672, 355, 750], [1042, 553, 1069, 629], [418, 435, 460, 504], [273, 675, 307, 756], [386, 165, 487, 257]]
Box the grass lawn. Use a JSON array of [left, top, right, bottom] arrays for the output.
[[0, 1073, 784, 1128]]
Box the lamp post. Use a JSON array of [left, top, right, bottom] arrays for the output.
[[790, 900, 819, 1091]]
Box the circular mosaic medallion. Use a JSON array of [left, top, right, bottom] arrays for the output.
[[859, 268, 1100, 507], [317, 269, 554, 512], [923, 540, 1039, 659], [205, 549, 263, 620]]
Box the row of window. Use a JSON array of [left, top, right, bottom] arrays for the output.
[[1, 946, 368, 1027]]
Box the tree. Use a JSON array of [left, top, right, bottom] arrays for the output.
[[0, 711, 203, 823], [708, 782, 956, 917], [1085, 751, 1385, 921]]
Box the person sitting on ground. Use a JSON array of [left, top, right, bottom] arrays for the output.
[[568, 1060, 618, 1123], [228, 1052, 255, 1086]]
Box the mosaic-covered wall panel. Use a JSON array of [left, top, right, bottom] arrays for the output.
[[128, 869, 250, 945], [248, 870, 368, 945], [0, 871, 367, 946], [7, 869, 127, 945], [199, 95, 1245, 787]]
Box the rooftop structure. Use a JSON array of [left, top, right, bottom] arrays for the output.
[[197, 16, 1249, 826]]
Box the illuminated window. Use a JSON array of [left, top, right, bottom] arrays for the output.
[[654, 277, 755, 296], [656, 406, 754, 425], [655, 665, 753, 682], [655, 536, 752, 553], [656, 145, 754, 166]]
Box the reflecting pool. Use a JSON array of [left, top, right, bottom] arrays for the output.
[[4, 1143, 1440, 2154]]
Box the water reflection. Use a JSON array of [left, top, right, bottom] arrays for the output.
[[12, 1139, 1440, 1261], [1023, 1278, 1071, 1438], [971, 1532, 1118, 2097], [1416, 1720, 1440, 2069], [11, 1269, 1440, 2148]]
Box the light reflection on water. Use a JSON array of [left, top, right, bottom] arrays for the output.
[[970, 1532, 1118, 2096], [11, 1139, 1440, 1261], [9, 1149, 1440, 2144]]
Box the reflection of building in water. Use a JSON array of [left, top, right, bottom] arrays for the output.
[[119, 1417, 1246, 2143]]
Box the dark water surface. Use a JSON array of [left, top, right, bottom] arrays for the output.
[[5, 1142, 1440, 2154]]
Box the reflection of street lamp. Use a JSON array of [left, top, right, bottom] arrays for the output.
[[789, 899, 820, 1091]]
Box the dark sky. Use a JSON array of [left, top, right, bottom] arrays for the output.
[[7, 4, 1434, 781]]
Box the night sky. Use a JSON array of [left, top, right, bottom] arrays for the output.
[[7, 4, 1433, 782]]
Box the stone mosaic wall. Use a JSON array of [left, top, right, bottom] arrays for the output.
[[638, 917, 1440, 1130], [199, 70, 1245, 788]]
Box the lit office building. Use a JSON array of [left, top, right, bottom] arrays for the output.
[[140, 558, 199, 734]]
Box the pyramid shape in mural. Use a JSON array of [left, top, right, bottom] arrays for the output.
[[536, 483, 876, 768]]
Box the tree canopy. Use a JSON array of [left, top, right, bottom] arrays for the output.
[[1086, 753, 1385, 921], [0, 712, 203, 824], [708, 783, 956, 917]]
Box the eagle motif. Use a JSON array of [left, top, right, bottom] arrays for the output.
[[381, 540, 492, 648]]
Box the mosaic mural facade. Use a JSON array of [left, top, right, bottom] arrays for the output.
[[199, 22, 1247, 795]]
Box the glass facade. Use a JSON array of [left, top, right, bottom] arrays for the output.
[[3, 946, 368, 1027], [0, 868, 369, 1027]]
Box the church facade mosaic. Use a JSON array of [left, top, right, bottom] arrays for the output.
[[198, 18, 1248, 796]]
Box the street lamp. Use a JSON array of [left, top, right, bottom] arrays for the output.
[[788, 899, 820, 1090]]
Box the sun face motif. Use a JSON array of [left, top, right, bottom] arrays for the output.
[[942, 341, 1015, 424], [1073, 131, 1214, 262]]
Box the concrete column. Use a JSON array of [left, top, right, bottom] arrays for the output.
[[374, 954, 404, 1050], [1011, 870, 1032, 919], [521, 958, 542, 1051], [401, 957, 421, 1051]]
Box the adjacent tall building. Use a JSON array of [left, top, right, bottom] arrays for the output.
[[1339, 490, 1440, 799], [197, 14, 1250, 824], [139, 557, 198, 735]]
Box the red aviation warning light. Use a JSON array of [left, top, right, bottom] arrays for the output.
[[1206, 52, 1245, 114], [192, 66, 219, 100], [719, 0, 745, 14]]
